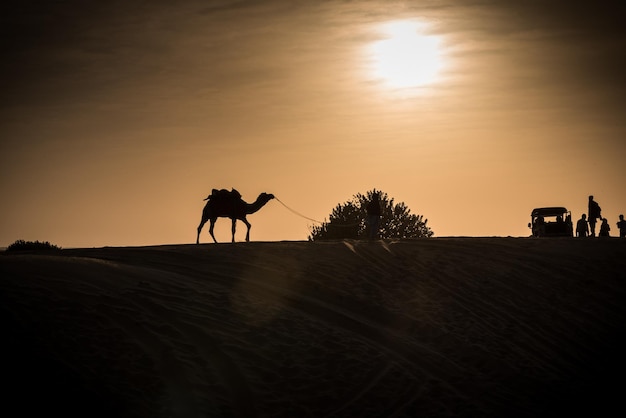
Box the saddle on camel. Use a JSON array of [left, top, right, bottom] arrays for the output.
[[204, 188, 243, 204]]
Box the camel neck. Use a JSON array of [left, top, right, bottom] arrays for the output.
[[247, 196, 268, 214]]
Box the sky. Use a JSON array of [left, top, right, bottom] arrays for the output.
[[1, 0, 625, 247]]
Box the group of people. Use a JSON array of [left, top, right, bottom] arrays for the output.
[[576, 195, 626, 238], [367, 193, 625, 239]]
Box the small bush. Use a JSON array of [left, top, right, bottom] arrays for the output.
[[6, 240, 61, 252], [309, 189, 434, 241]]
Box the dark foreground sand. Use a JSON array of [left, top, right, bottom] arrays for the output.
[[2, 238, 625, 417]]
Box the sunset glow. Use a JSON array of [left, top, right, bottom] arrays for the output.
[[369, 20, 444, 89]]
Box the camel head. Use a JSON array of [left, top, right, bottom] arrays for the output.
[[261, 193, 275, 202]]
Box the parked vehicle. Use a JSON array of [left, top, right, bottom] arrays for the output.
[[528, 207, 573, 237]]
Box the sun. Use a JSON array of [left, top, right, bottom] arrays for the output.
[[368, 20, 444, 89]]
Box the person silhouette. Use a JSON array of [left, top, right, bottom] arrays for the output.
[[535, 215, 546, 237], [617, 214, 626, 238], [599, 218, 610, 237], [576, 214, 589, 237], [587, 195, 602, 237], [366, 192, 382, 239]]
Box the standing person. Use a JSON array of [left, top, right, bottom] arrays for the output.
[[366, 191, 382, 239], [576, 214, 589, 237], [599, 218, 610, 237], [534, 215, 546, 237], [588, 195, 602, 237], [617, 214, 626, 238]]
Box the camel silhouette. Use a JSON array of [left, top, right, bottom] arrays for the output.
[[196, 189, 275, 243]]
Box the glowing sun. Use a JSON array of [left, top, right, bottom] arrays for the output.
[[369, 20, 444, 89]]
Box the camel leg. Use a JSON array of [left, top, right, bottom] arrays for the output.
[[241, 218, 252, 242], [231, 219, 237, 243], [196, 218, 207, 244], [209, 218, 218, 243]]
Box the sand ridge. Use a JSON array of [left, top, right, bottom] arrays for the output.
[[2, 238, 625, 417]]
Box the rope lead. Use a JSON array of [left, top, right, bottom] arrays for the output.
[[275, 197, 324, 224], [274, 197, 362, 228]]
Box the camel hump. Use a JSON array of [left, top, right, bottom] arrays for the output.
[[206, 188, 242, 203], [230, 188, 242, 199]]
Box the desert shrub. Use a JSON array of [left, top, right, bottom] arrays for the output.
[[309, 189, 434, 240], [6, 240, 61, 252]]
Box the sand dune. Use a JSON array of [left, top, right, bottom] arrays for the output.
[[2, 238, 625, 417]]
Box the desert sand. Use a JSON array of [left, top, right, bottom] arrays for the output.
[[2, 238, 625, 417]]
